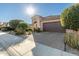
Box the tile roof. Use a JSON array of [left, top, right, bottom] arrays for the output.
[[32, 15, 60, 21], [43, 15, 60, 21]]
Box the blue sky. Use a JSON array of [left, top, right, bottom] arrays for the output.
[[0, 3, 72, 24]]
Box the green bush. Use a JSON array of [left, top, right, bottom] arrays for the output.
[[15, 28, 26, 35], [34, 28, 42, 32], [26, 28, 33, 32], [60, 4, 79, 31], [28, 31, 32, 35], [1, 27, 13, 31], [9, 19, 24, 30], [15, 22, 28, 35], [0, 25, 2, 30]]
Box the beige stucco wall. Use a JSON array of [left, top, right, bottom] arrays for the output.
[[32, 15, 60, 31], [32, 16, 43, 30]]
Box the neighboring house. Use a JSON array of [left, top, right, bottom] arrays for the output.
[[0, 22, 9, 27], [32, 15, 65, 32]]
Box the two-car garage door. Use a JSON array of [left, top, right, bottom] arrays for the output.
[[43, 22, 64, 32]]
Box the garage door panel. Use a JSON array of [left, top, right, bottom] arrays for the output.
[[43, 22, 64, 32]]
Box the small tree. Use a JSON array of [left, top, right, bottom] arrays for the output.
[[15, 22, 28, 35], [61, 4, 79, 50], [9, 19, 24, 30], [60, 4, 79, 31]]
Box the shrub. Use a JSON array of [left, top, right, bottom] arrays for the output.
[[9, 19, 24, 30], [61, 4, 79, 50], [0, 25, 2, 30], [26, 28, 33, 32], [15, 22, 28, 35], [60, 4, 79, 31], [34, 28, 42, 32], [1, 27, 13, 31], [65, 32, 79, 49], [15, 28, 26, 35], [28, 31, 32, 35]]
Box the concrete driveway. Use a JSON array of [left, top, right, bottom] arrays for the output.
[[33, 32, 64, 51]]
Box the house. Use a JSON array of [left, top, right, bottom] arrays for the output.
[[32, 15, 65, 32], [0, 22, 9, 27]]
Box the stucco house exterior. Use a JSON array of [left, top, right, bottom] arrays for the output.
[[32, 15, 64, 32], [0, 22, 9, 27]]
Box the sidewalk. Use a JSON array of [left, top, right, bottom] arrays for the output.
[[0, 32, 35, 56]]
